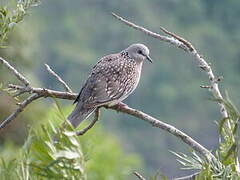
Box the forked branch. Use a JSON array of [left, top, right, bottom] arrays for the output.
[[112, 13, 228, 120]]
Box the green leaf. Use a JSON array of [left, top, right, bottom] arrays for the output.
[[55, 150, 80, 160], [219, 117, 230, 134], [223, 144, 237, 161]]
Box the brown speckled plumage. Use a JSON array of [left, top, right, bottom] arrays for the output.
[[68, 43, 152, 128]]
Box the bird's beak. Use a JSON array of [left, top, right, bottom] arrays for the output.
[[146, 55, 153, 63]]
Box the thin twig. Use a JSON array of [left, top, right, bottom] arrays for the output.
[[76, 107, 100, 136], [159, 26, 195, 52], [13, 89, 28, 97], [133, 171, 146, 180], [0, 94, 42, 129], [45, 64, 72, 93], [0, 57, 30, 86], [107, 103, 215, 160]]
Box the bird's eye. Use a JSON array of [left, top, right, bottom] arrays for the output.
[[137, 50, 143, 54]]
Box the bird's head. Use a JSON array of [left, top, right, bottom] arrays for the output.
[[125, 43, 152, 63]]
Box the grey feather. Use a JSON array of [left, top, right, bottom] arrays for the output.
[[67, 102, 96, 128], [68, 43, 151, 128]]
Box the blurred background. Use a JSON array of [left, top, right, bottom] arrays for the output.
[[1, 0, 240, 178]]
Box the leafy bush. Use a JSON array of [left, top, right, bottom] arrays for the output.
[[0, 103, 142, 180], [0, 0, 40, 46]]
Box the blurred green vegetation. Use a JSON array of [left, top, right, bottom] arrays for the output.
[[171, 95, 240, 179], [1, 0, 240, 178], [0, 104, 142, 180], [0, 0, 44, 145]]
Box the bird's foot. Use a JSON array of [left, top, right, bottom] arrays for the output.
[[112, 102, 128, 112]]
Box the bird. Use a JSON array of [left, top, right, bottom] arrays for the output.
[[68, 43, 152, 128]]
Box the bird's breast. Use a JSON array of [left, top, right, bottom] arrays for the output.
[[130, 61, 143, 91], [119, 60, 143, 97]]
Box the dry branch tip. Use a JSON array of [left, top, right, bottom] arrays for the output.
[[133, 171, 146, 180], [159, 26, 195, 52]]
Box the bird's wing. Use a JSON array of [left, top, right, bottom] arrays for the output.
[[75, 54, 129, 107]]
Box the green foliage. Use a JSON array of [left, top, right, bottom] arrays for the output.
[[0, 0, 40, 47], [26, 125, 86, 179], [0, 103, 142, 179], [217, 94, 239, 167], [80, 122, 141, 180], [53, 103, 142, 180], [0, 105, 86, 180], [171, 95, 240, 179], [0, 159, 19, 180]]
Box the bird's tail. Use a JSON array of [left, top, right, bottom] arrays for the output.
[[67, 104, 95, 128]]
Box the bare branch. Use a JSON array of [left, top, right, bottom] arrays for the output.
[[111, 13, 189, 50], [112, 13, 228, 120], [133, 171, 146, 180], [0, 94, 42, 129], [0, 57, 30, 86], [200, 85, 212, 89], [159, 26, 195, 52], [76, 107, 100, 136], [107, 103, 215, 160], [8, 84, 76, 100], [45, 64, 73, 93]]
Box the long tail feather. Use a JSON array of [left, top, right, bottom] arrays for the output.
[[67, 104, 95, 128]]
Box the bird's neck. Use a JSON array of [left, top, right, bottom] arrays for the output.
[[120, 50, 129, 58], [137, 60, 143, 71]]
